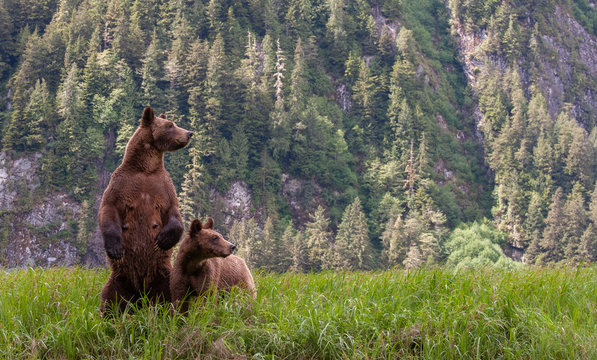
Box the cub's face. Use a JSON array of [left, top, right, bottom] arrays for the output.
[[189, 218, 236, 258], [141, 107, 193, 152]]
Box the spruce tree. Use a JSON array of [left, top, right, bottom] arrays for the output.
[[381, 214, 407, 268], [259, 216, 277, 270], [0, 0, 13, 77], [286, 226, 306, 273], [203, 32, 226, 156], [579, 186, 597, 262], [403, 244, 423, 269], [333, 197, 372, 270], [230, 124, 249, 180], [305, 205, 332, 271], [579, 224, 597, 262], [289, 38, 307, 107], [230, 218, 259, 269], [279, 221, 296, 272], [326, 0, 347, 44], [540, 187, 566, 263], [563, 184, 588, 261], [352, 59, 375, 130], [23, 78, 52, 149], [140, 31, 165, 109]]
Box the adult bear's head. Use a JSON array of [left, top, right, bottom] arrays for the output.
[[141, 107, 193, 152]]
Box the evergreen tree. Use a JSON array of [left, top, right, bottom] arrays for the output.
[[289, 38, 307, 107], [539, 187, 566, 263], [403, 244, 423, 269], [344, 50, 361, 87], [230, 218, 260, 269], [563, 184, 588, 261], [289, 229, 306, 273], [332, 197, 372, 270], [165, 14, 191, 118], [230, 124, 250, 180], [23, 78, 53, 149], [140, 31, 165, 109], [579, 224, 597, 262], [523, 191, 546, 249], [579, 186, 597, 262], [5, 78, 53, 152], [0, 0, 13, 77], [326, 0, 347, 44], [179, 149, 210, 224], [381, 214, 407, 268], [206, 0, 222, 34], [279, 221, 296, 271], [75, 200, 92, 255], [259, 216, 277, 270], [565, 124, 594, 188], [352, 59, 376, 132], [305, 205, 332, 271], [203, 32, 226, 156], [284, 0, 312, 40]]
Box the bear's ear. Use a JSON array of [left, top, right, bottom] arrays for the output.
[[190, 219, 202, 236], [141, 107, 155, 127], [158, 113, 168, 119], [205, 217, 214, 229]]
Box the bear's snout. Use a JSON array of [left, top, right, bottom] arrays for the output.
[[229, 244, 236, 253], [187, 131, 193, 139]]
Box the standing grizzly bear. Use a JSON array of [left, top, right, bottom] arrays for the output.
[[171, 218, 256, 312], [99, 107, 192, 313]]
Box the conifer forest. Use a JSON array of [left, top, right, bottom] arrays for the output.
[[1, 0, 597, 270]]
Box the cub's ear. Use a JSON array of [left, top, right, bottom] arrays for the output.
[[158, 113, 168, 119], [205, 217, 214, 229], [142, 107, 155, 127], [190, 219, 202, 236]]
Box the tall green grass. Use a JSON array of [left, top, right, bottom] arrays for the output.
[[0, 266, 596, 359]]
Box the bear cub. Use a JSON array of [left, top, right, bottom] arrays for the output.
[[171, 218, 256, 312]]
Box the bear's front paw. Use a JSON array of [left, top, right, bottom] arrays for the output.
[[156, 219, 183, 250], [155, 229, 179, 250], [105, 235, 125, 260]]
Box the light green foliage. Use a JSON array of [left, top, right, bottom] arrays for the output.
[[444, 220, 520, 270], [332, 197, 373, 270], [305, 205, 332, 272], [229, 217, 260, 269], [1, 267, 597, 358]]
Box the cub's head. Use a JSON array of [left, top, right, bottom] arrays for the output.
[[188, 218, 236, 258], [141, 107, 193, 152]]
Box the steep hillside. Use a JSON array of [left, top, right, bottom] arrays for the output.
[[1, 0, 596, 268], [447, 0, 597, 263]]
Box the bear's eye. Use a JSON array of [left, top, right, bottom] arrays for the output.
[[211, 236, 219, 242], [168, 123, 173, 129]]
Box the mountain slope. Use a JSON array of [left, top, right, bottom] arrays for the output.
[[0, 0, 596, 267]]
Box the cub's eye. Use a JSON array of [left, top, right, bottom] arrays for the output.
[[211, 236, 219, 242], [168, 123, 174, 129]]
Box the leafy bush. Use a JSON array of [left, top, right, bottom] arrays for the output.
[[443, 220, 521, 270]]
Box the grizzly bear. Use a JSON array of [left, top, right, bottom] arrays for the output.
[[99, 107, 192, 314], [171, 218, 256, 312]]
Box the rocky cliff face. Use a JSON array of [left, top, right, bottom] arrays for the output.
[[450, 5, 597, 126], [0, 152, 85, 267]]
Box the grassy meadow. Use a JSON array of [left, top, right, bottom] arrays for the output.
[[0, 266, 596, 359]]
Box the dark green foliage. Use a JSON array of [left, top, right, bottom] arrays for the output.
[[2, 0, 596, 268]]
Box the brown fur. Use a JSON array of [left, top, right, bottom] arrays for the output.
[[99, 107, 192, 314], [171, 218, 256, 312]]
